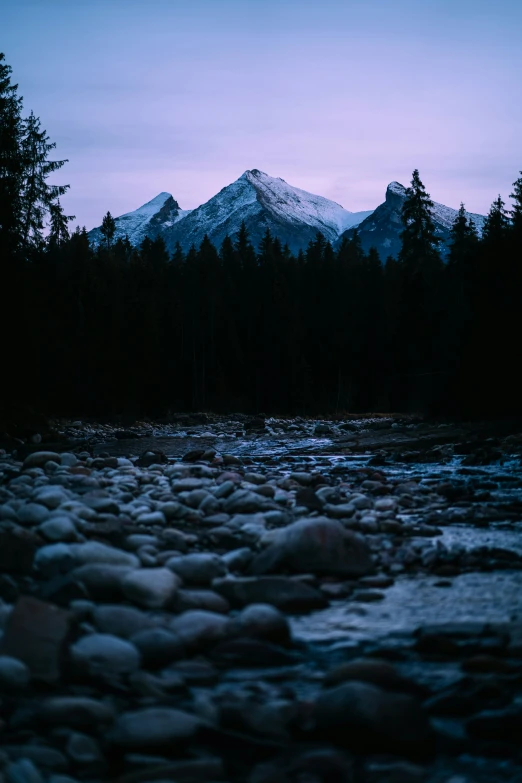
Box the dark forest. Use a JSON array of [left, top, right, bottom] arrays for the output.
[[2, 53, 521, 422]]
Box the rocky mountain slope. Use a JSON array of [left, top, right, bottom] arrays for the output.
[[88, 192, 191, 247], [162, 169, 373, 254], [88, 174, 486, 259], [340, 181, 485, 259]]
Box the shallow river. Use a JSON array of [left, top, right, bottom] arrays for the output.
[[95, 430, 522, 651]]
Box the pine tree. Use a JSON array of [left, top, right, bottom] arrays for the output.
[[397, 170, 444, 391], [399, 169, 441, 272], [48, 199, 75, 248], [19, 111, 69, 250], [100, 211, 116, 249], [448, 203, 478, 267], [482, 195, 509, 244], [509, 172, 522, 236], [172, 241, 185, 266], [0, 52, 24, 259]]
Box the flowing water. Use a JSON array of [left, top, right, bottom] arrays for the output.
[[95, 427, 522, 649]]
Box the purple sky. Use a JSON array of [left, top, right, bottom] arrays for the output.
[[4, 0, 522, 229]]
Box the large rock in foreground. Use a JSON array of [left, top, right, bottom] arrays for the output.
[[250, 517, 373, 577]]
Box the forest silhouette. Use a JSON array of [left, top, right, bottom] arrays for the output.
[[1, 53, 521, 421]]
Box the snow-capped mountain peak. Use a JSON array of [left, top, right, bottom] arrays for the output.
[[88, 192, 191, 247], [160, 169, 374, 253], [340, 181, 486, 259]]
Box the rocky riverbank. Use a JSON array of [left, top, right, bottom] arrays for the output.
[[1, 419, 522, 782]]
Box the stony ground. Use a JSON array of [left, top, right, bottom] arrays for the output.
[[1, 416, 522, 783]]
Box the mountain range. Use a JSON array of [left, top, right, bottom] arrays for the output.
[[88, 169, 485, 259]]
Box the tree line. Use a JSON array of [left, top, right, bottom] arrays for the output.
[[1, 53, 521, 420]]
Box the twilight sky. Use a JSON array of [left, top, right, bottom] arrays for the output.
[[4, 0, 522, 229]]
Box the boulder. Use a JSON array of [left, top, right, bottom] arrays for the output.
[[250, 517, 373, 577]]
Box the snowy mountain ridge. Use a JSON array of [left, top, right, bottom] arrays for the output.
[[88, 171, 486, 258], [88, 192, 191, 247], [161, 169, 374, 254]]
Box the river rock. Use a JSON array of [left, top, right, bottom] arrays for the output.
[[70, 633, 140, 677], [130, 627, 185, 668], [136, 510, 167, 526], [230, 603, 292, 646], [169, 610, 230, 650], [71, 541, 139, 568], [35, 543, 75, 578], [174, 588, 230, 614], [33, 486, 70, 509], [23, 451, 61, 469], [166, 553, 226, 584], [224, 489, 272, 514], [17, 502, 50, 525], [222, 547, 253, 572], [108, 707, 201, 749], [71, 564, 132, 601], [122, 568, 180, 609], [39, 515, 78, 542], [92, 605, 153, 638], [213, 576, 328, 612]]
